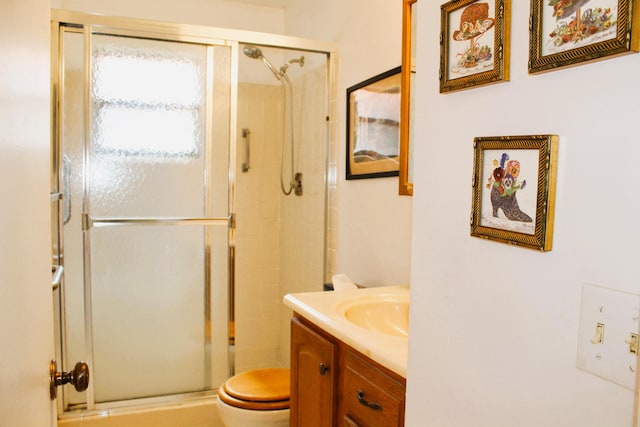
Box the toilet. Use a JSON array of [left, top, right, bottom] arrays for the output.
[[216, 368, 290, 427]]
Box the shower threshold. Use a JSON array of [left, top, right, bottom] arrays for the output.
[[59, 390, 218, 420]]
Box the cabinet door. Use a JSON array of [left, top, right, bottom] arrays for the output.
[[290, 317, 337, 427]]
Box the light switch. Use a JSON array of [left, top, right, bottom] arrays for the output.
[[626, 333, 638, 355], [590, 322, 605, 345], [577, 283, 640, 390]]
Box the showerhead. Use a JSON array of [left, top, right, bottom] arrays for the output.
[[243, 45, 263, 60], [243, 45, 281, 81]]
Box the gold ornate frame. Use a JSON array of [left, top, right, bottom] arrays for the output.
[[470, 135, 558, 251], [440, 0, 511, 93], [529, 0, 640, 73]]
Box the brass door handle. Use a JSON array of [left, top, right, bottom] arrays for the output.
[[49, 359, 90, 400]]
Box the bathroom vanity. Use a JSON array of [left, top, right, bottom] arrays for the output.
[[284, 286, 409, 427]]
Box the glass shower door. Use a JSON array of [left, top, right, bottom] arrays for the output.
[[56, 28, 231, 409]]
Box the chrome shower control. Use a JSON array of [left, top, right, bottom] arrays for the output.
[[294, 172, 303, 196]]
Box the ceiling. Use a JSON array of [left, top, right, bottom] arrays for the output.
[[224, 0, 293, 8]]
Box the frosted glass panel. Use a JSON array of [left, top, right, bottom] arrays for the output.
[[90, 35, 207, 218], [56, 26, 232, 409], [91, 225, 208, 402], [60, 30, 88, 408]]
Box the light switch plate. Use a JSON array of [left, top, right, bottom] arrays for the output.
[[577, 283, 640, 390]]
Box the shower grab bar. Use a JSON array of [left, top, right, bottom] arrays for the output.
[[242, 128, 251, 173], [52, 265, 64, 290], [82, 214, 231, 230]]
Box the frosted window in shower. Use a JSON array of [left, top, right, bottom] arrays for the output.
[[90, 35, 207, 218], [92, 36, 202, 157]]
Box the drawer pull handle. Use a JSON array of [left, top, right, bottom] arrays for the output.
[[357, 390, 382, 411], [319, 363, 329, 375]]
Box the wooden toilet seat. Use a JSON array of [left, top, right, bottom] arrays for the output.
[[218, 368, 290, 411]]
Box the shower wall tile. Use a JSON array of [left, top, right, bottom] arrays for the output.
[[276, 65, 330, 367], [326, 57, 339, 281], [234, 82, 283, 373], [237, 64, 330, 371]]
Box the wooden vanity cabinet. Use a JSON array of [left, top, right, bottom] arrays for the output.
[[290, 314, 406, 427]]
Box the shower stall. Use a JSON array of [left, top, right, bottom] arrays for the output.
[[50, 10, 333, 421]]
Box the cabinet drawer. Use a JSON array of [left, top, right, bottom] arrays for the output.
[[339, 349, 405, 427]]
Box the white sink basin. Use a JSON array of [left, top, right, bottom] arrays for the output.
[[283, 285, 409, 377], [338, 295, 409, 338]]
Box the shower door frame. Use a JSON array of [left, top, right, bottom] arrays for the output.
[[51, 19, 235, 413], [51, 9, 337, 417]]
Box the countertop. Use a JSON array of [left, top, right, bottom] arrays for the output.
[[283, 285, 409, 378]]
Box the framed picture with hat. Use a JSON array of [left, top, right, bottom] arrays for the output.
[[440, 0, 511, 93], [529, 0, 640, 73]]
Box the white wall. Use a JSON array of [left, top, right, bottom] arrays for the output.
[[52, 0, 285, 34], [0, 0, 55, 425], [406, 1, 640, 426], [285, 0, 413, 288]]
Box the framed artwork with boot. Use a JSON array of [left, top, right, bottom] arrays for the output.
[[470, 134, 558, 251]]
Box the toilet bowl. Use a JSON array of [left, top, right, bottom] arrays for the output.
[[216, 368, 290, 427]]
